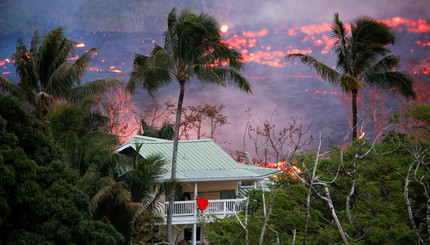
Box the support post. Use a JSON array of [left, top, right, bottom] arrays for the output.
[[193, 183, 198, 245]]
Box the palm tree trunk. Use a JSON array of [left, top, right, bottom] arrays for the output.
[[352, 89, 358, 141], [167, 80, 186, 245]]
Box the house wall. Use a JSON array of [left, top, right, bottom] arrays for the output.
[[182, 181, 237, 200], [160, 224, 206, 244]]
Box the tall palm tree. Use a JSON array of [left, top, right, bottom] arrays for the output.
[[126, 8, 251, 242], [0, 26, 119, 117], [286, 13, 416, 140]]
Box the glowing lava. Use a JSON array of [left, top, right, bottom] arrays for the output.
[[220, 25, 228, 33], [266, 161, 302, 179], [76, 43, 86, 48]]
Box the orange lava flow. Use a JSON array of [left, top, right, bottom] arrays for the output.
[[265, 161, 302, 180]]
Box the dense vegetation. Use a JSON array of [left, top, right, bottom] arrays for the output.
[[207, 104, 430, 244]]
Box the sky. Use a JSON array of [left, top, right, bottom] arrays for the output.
[[1, 0, 430, 159]]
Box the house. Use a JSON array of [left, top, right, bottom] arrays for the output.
[[117, 135, 281, 244]]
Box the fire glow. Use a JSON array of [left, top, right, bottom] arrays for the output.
[[266, 161, 302, 179], [76, 43, 86, 48]]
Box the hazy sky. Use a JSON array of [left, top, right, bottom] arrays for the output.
[[1, 0, 429, 33], [1, 0, 429, 156]]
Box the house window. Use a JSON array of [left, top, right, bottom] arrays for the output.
[[184, 226, 201, 242], [220, 189, 236, 199]]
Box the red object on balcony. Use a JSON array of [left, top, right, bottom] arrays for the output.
[[196, 198, 209, 211]]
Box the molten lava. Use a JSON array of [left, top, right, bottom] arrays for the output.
[[76, 43, 86, 48], [265, 161, 302, 179]]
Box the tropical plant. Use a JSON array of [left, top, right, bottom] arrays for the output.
[[0, 26, 119, 118], [0, 94, 124, 245], [286, 13, 416, 140], [126, 7, 252, 242], [139, 117, 174, 140], [78, 146, 178, 243], [49, 100, 119, 176]]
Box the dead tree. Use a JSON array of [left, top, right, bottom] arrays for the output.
[[404, 142, 429, 245], [233, 195, 250, 245], [259, 183, 281, 245], [244, 109, 313, 165], [287, 132, 349, 244]]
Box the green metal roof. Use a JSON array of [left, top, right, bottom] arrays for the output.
[[117, 136, 281, 182]]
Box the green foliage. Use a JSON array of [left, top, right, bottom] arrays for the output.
[[49, 101, 119, 176], [0, 94, 124, 245], [208, 133, 428, 244], [0, 94, 61, 165], [75, 220, 125, 245], [0, 26, 119, 117], [207, 183, 311, 244], [390, 102, 430, 139], [130, 215, 167, 245], [140, 117, 174, 140], [78, 149, 178, 243]]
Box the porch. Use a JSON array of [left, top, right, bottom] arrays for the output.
[[164, 197, 247, 225]]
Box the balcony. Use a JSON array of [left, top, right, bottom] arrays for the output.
[[164, 197, 247, 225]]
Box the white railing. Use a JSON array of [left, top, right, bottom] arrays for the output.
[[165, 197, 247, 218]]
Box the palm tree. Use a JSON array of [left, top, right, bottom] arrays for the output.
[[126, 8, 251, 242], [139, 117, 174, 140], [78, 148, 178, 244], [0, 26, 119, 118], [49, 100, 119, 176], [286, 13, 416, 140]]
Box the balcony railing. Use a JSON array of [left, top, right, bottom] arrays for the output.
[[164, 197, 247, 223]]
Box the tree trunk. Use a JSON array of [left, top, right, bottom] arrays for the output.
[[346, 157, 357, 229], [167, 80, 186, 245], [324, 186, 349, 245], [259, 187, 281, 245], [303, 184, 312, 245], [352, 89, 358, 141]]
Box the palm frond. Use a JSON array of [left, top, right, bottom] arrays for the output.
[[129, 65, 172, 97], [191, 65, 251, 93], [30, 30, 41, 54], [353, 43, 391, 76], [68, 78, 120, 103], [331, 13, 348, 46], [0, 76, 26, 99], [46, 62, 71, 96], [351, 16, 395, 46], [151, 45, 176, 72], [365, 71, 416, 99], [198, 40, 244, 70], [286, 53, 340, 86], [67, 47, 97, 86], [366, 55, 400, 74], [340, 73, 366, 93], [159, 120, 174, 140], [38, 26, 72, 87]]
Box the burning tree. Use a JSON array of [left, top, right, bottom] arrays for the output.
[[126, 8, 251, 243], [98, 81, 139, 144]]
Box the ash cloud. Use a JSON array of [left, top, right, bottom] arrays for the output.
[[1, 0, 429, 34]]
